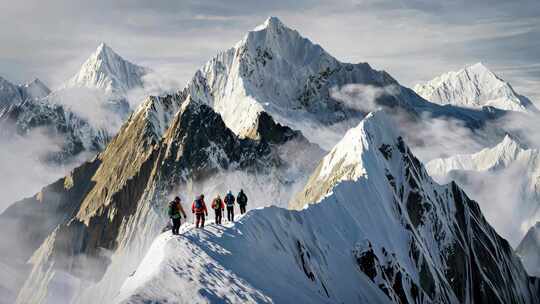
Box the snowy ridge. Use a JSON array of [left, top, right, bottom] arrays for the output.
[[1, 44, 150, 162], [65, 43, 149, 95], [0, 76, 23, 111], [184, 17, 425, 148], [12, 90, 321, 304], [414, 63, 537, 113], [0, 76, 50, 112], [426, 134, 527, 176], [20, 78, 51, 100], [517, 223, 540, 277], [1, 99, 110, 157], [426, 135, 540, 246], [116, 111, 539, 303]]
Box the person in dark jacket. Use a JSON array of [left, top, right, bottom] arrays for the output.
[[168, 196, 187, 235], [224, 190, 235, 222], [237, 189, 248, 214], [192, 194, 208, 228], [211, 195, 225, 224]]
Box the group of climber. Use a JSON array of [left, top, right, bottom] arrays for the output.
[[167, 189, 249, 234]]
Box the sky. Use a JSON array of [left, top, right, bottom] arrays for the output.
[[0, 0, 539, 102]]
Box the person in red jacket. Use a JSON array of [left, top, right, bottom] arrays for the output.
[[211, 195, 225, 225], [192, 194, 208, 228]]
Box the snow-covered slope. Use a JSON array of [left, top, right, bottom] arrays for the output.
[[517, 223, 540, 277], [0, 76, 24, 112], [426, 135, 526, 175], [183, 17, 436, 149], [414, 63, 537, 113], [0, 99, 110, 161], [65, 43, 149, 96], [1, 44, 150, 162], [20, 78, 51, 100], [11, 90, 322, 304], [117, 111, 539, 304], [426, 136, 540, 247], [0, 76, 50, 112]]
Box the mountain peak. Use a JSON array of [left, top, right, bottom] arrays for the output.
[[92, 42, 115, 59], [468, 62, 489, 71], [414, 62, 537, 113], [21, 78, 50, 100], [253, 16, 285, 31], [499, 134, 525, 149], [64, 43, 149, 95]]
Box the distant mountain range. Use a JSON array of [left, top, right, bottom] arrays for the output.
[[1, 17, 539, 304], [0, 43, 149, 162]]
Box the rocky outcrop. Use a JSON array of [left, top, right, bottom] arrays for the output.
[[517, 223, 540, 277], [290, 111, 539, 303], [11, 90, 320, 303]]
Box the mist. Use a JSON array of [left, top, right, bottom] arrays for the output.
[[0, 127, 84, 212]]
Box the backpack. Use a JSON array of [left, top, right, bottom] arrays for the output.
[[213, 199, 222, 209], [168, 201, 179, 218], [238, 192, 247, 205], [195, 199, 203, 210], [225, 193, 235, 206]]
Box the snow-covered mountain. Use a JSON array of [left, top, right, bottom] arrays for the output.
[[183, 17, 503, 150], [6, 90, 321, 303], [414, 63, 537, 113], [65, 42, 149, 96], [2, 17, 538, 304], [426, 135, 540, 247], [0, 76, 50, 112], [517, 222, 540, 277], [117, 111, 539, 303], [0, 99, 110, 161], [19, 78, 51, 101], [0, 44, 150, 162]]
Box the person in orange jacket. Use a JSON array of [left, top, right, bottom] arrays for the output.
[[192, 194, 208, 228], [211, 195, 225, 225]]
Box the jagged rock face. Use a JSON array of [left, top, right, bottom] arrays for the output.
[[517, 223, 540, 277], [289, 112, 539, 303], [183, 17, 428, 147], [114, 112, 538, 304], [0, 158, 101, 262], [426, 135, 540, 246], [11, 91, 320, 303], [0, 158, 101, 304], [0, 99, 109, 162], [20, 79, 51, 101], [0, 76, 23, 111], [414, 63, 537, 113], [0, 76, 50, 113], [1, 44, 148, 164]]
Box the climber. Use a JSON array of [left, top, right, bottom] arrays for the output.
[[192, 194, 208, 228], [211, 194, 225, 225], [224, 190, 235, 222], [168, 196, 187, 235], [237, 189, 248, 214]]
